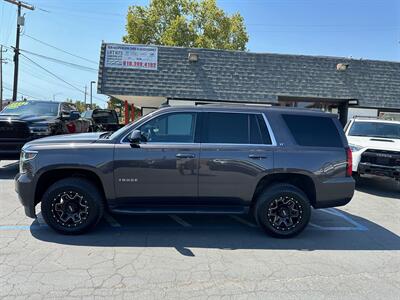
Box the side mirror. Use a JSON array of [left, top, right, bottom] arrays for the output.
[[60, 111, 70, 120], [128, 130, 142, 147], [60, 111, 80, 121], [69, 111, 80, 121]]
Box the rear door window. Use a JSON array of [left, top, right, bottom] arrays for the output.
[[282, 114, 343, 147], [202, 112, 272, 144]]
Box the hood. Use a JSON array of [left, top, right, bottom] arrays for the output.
[[25, 132, 104, 146], [347, 135, 400, 151], [0, 113, 57, 124]]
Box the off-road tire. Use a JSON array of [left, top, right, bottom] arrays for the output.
[[41, 178, 104, 235], [254, 183, 311, 238]]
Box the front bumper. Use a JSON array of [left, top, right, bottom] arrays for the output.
[[358, 162, 400, 179], [15, 172, 36, 218], [0, 139, 29, 159]]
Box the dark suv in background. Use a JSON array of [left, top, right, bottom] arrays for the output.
[[0, 100, 90, 159], [15, 105, 355, 238], [81, 108, 122, 132]]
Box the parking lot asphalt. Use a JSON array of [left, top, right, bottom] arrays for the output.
[[0, 160, 399, 299]]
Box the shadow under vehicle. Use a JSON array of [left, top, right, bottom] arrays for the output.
[[30, 209, 400, 254]]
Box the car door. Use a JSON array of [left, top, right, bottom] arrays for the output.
[[113, 111, 200, 207], [198, 111, 276, 207]]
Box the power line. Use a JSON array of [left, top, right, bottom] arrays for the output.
[[19, 57, 84, 89], [20, 53, 87, 94], [19, 48, 98, 72], [23, 34, 98, 65], [20, 54, 107, 103], [3, 85, 40, 100]]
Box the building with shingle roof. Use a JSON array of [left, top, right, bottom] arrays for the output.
[[97, 43, 400, 124]]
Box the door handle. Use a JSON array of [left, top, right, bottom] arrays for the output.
[[248, 154, 267, 159], [176, 153, 196, 159]]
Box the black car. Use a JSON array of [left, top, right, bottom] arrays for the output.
[[81, 109, 122, 132], [0, 100, 90, 159]]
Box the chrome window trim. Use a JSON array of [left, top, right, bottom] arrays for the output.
[[261, 113, 277, 146], [119, 109, 278, 147]]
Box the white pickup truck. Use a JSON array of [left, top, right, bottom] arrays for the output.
[[345, 117, 400, 180]]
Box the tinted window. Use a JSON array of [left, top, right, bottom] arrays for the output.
[[349, 121, 400, 139], [283, 114, 343, 147], [139, 112, 196, 143], [93, 110, 118, 124], [203, 112, 272, 144], [256, 114, 272, 144], [250, 115, 263, 144], [203, 113, 248, 144], [61, 103, 76, 112]]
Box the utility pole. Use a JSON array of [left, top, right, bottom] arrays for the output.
[[84, 85, 87, 107], [90, 81, 95, 109], [4, 0, 35, 102], [0, 45, 7, 111]]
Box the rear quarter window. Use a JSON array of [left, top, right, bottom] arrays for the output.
[[282, 114, 343, 147]]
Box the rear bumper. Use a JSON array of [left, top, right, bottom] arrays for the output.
[[15, 172, 36, 218], [358, 162, 400, 179], [314, 177, 355, 208]]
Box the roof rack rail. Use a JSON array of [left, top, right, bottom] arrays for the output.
[[202, 102, 272, 107], [351, 115, 381, 119]]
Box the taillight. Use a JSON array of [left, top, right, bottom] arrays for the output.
[[346, 147, 352, 177]]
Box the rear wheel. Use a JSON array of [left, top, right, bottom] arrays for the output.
[[254, 183, 311, 238], [41, 178, 104, 235]]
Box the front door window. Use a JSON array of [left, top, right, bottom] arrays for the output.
[[138, 112, 196, 143]]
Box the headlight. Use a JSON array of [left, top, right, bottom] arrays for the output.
[[349, 144, 364, 152], [19, 150, 38, 174], [29, 125, 51, 136]]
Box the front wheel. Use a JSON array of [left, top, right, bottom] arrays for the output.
[[254, 184, 311, 238], [41, 178, 104, 235]]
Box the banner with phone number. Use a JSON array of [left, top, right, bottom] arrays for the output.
[[105, 44, 158, 70]]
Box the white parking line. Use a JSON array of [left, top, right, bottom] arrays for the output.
[[230, 215, 258, 228], [310, 208, 368, 231], [104, 213, 121, 227], [169, 215, 192, 227]]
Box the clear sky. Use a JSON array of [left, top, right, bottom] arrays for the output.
[[0, 0, 399, 107]]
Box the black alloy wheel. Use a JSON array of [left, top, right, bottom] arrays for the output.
[[267, 196, 303, 232], [41, 178, 104, 235], [52, 191, 90, 228], [255, 183, 311, 238]]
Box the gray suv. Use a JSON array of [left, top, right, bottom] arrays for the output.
[[15, 105, 355, 238]]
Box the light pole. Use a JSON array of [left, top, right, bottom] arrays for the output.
[[52, 92, 62, 101], [90, 81, 95, 109], [0, 45, 8, 111]]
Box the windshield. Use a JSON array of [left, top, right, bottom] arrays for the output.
[[1, 101, 59, 116], [349, 121, 400, 139]]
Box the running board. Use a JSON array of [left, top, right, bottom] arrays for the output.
[[110, 206, 249, 215]]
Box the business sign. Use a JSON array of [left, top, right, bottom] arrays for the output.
[[105, 44, 158, 70]]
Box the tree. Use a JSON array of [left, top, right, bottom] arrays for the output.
[[107, 96, 141, 124], [66, 99, 99, 112], [123, 0, 248, 51]]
